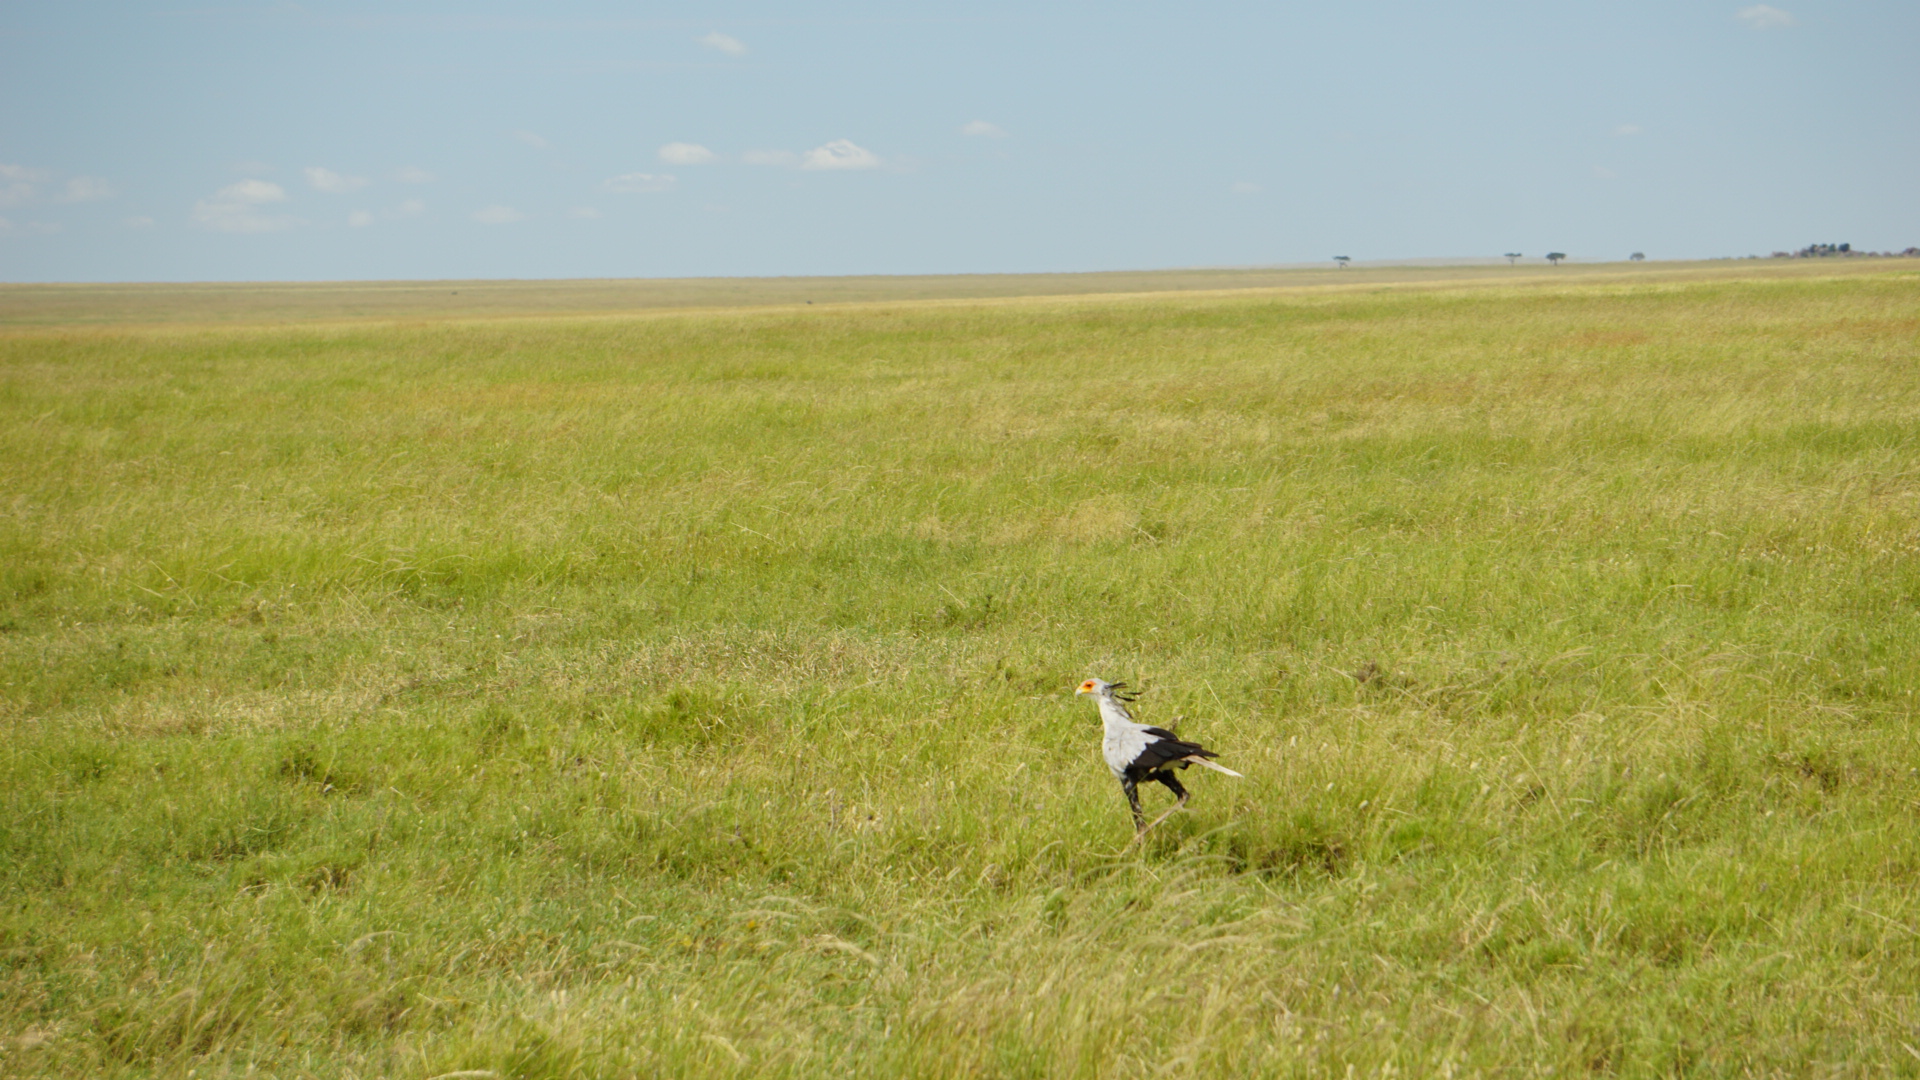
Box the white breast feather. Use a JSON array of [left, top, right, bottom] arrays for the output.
[[1096, 696, 1159, 778]]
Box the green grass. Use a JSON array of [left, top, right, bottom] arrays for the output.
[[3, 263, 1919, 1077]]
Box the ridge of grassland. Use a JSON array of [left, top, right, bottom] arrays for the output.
[[3, 256, 1909, 328]]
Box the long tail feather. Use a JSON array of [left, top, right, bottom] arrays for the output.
[[1182, 756, 1243, 778]]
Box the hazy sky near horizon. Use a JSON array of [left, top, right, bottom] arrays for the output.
[[2, 1, 1915, 282]]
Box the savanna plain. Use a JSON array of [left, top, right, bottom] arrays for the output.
[[3, 261, 1919, 1078]]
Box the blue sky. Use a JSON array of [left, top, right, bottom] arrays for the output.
[[1, 1, 1915, 282]]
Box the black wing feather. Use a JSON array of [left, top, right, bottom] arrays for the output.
[[1124, 730, 1219, 776]]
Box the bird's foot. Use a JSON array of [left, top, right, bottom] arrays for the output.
[[1127, 805, 1185, 846]]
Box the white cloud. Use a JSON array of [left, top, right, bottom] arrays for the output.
[[513, 130, 550, 149], [568, 206, 602, 219], [124, 216, 156, 229], [1230, 181, 1260, 195], [698, 31, 746, 56], [473, 205, 525, 224], [394, 198, 425, 217], [305, 166, 369, 193], [396, 166, 435, 184], [0, 164, 52, 182], [659, 142, 716, 165], [0, 165, 47, 206], [221, 179, 286, 203], [603, 172, 675, 194], [58, 176, 114, 202], [742, 149, 797, 167], [0, 217, 62, 237], [0, 169, 112, 205], [191, 179, 299, 233], [348, 210, 374, 228], [800, 139, 880, 171], [1614, 124, 1644, 137], [1738, 4, 1794, 28], [961, 120, 1007, 138]]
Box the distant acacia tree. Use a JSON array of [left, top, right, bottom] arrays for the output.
[[1630, 252, 1646, 261], [1504, 252, 1522, 265], [1334, 256, 1351, 268], [1546, 252, 1566, 265]]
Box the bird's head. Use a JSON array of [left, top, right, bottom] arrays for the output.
[[1076, 678, 1136, 702]]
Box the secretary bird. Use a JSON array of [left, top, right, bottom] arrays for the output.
[[1075, 678, 1241, 838]]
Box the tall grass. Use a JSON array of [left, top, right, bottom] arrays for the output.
[[3, 265, 1919, 1076]]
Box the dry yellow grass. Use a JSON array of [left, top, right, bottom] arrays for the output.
[[3, 256, 1906, 328]]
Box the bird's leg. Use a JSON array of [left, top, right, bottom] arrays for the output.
[[1121, 776, 1145, 834], [1137, 772, 1189, 837], [1156, 771, 1189, 806]]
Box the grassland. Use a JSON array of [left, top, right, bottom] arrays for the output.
[[3, 260, 1919, 1077], [0, 258, 1879, 328]]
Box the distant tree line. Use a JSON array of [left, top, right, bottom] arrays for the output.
[[1771, 242, 1920, 259]]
